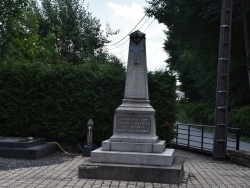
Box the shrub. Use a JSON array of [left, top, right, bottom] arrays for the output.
[[229, 106, 250, 137], [148, 71, 177, 143], [0, 60, 125, 144], [184, 102, 214, 125], [0, 62, 177, 145]]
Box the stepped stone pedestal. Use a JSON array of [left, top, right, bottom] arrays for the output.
[[78, 30, 184, 184], [0, 137, 57, 159]]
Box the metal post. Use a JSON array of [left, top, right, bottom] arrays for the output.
[[82, 119, 94, 157], [176, 124, 179, 146], [87, 119, 94, 146], [201, 126, 204, 151], [213, 0, 233, 160], [236, 129, 240, 150], [188, 125, 190, 148]]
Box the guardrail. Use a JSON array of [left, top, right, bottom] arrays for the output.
[[173, 122, 240, 153]]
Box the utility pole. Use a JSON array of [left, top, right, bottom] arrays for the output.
[[213, 0, 233, 160]]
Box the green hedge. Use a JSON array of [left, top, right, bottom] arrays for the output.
[[181, 102, 214, 125], [0, 61, 125, 144], [148, 71, 177, 143], [0, 61, 176, 144], [229, 106, 250, 137]]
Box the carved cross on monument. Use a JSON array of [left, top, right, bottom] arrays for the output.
[[130, 32, 145, 65], [130, 42, 144, 65]]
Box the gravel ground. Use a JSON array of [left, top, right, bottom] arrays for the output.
[[0, 152, 77, 171]]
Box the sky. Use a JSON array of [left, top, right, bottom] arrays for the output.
[[83, 0, 168, 72]]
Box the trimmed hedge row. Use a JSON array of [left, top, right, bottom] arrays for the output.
[[0, 61, 177, 144]]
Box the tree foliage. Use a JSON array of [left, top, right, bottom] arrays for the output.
[[0, 0, 178, 144], [146, 0, 250, 108], [148, 71, 177, 143], [39, 0, 109, 64], [0, 0, 113, 64], [229, 106, 250, 136]]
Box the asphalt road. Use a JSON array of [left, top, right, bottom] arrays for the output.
[[173, 123, 250, 152]]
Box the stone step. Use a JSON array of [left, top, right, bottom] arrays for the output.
[[102, 139, 166, 153], [79, 158, 184, 184], [0, 137, 46, 148], [90, 148, 174, 166], [0, 143, 57, 159]]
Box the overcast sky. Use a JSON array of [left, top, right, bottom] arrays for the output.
[[83, 0, 168, 72]]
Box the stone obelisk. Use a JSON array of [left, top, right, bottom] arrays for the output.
[[78, 30, 183, 184], [110, 30, 158, 144]]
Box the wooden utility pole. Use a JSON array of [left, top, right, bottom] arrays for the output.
[[213, 0, 233, 160]]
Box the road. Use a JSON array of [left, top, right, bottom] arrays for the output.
[[173, 123, 250, 152]]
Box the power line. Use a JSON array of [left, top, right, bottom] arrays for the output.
[[137, 16, 151, 31], [109, 38, 129, 50], [105, 14, 147, 47], [143, 19, 155, 33], [129, 14, 147, 34], [111, 18, 155, 58], [115, 47, 128, 55], [108, 16, 150, 50]]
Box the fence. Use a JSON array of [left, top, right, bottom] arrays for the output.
[[173, 122, 240, 153]]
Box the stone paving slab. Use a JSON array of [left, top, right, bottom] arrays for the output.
[[0, 154, 249, 188], [185, 160, 250, 188]]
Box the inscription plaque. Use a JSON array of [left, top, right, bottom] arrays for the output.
[[125, 64, 147, 99], [116, 116, 151, 134]]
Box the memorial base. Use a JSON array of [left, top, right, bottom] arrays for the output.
[[78, 30, 185, 184], [90, 147, 174, 166], [78, 158, 184, 184]]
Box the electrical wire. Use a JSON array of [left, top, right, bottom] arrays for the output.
[[143, 18, 155, 32], [137, 16, 151, 31], [115, 47, 128, 55], [110, 17, 151, 49], [109, 38, 129, 50], [105, 14, 147, 47], [110, 17, 155, 57], [128, 14, 147, 34], [108, 17, 151, 51], [48, 142, 81, 156]]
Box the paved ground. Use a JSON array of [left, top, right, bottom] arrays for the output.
[[0, 150, 249, 188]]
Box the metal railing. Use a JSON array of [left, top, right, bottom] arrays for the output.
[[173, 122, 240, 153]]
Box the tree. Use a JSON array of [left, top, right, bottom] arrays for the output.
[[38, 0, 110, 64], [146, 0, 220, 103], [146, 0, 250, 108], [0, 0, 29, 58], [0, 0, 118, 65], [0, 0, 61, 63]]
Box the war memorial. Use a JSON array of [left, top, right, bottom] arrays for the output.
[[78, 30, 184, 184]]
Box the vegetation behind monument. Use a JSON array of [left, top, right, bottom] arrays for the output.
[[0, 61, 176, 144], [0, 1, 177, 144], [146, 0, 250, 136]]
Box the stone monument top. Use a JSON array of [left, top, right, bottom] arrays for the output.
[[124, 30, 148, 100]]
